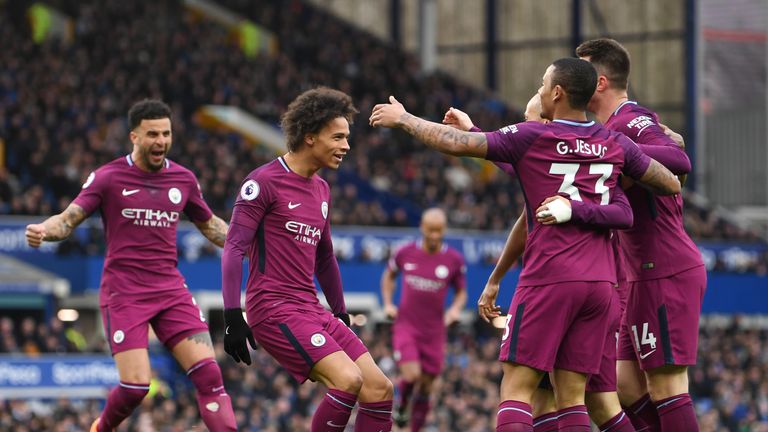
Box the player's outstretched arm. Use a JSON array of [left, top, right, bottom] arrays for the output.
[[637, 159, 681, 196], [25, 203, 87, 247], [380, 267, 399, 320], [370, 96, 488, 158], [193, 215, 229, 248], [478, 210, 527, 322]]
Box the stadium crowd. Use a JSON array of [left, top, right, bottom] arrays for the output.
[[1, 0, 765, 247], [1, 316, 767, 431], [0, 1, 765, 429]]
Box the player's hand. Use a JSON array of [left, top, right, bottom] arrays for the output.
[[25, 224, 46, 248], [535, 196, 572, 225], [223, 308, 257, 365], [369, 96, 406, 129], [659, 123, 685, 149], [444, 308, 461, 327], [335, 312, 351, 327], [477, 282, 501, 323], [442, 107, 474, 131], [384, 304, 398, 320]]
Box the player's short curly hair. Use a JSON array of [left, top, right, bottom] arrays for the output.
[[128, 99, 172, 130], [550, 58, 598, 111], [575, 38, 631, 90], [280, 87, 358, 152]]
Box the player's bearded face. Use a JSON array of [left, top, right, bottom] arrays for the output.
[[131, 118, 172, 171], [310, 117, 350, 170]]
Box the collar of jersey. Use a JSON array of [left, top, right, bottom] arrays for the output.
[[552, 119, 595, 127], [277, 156, 291, 172], [125, 154, 169, 169], [612, 100, 638, 116]]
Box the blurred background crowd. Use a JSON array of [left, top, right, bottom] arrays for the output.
[[1, 0, 764, 240], [1, 316, 767, 431]]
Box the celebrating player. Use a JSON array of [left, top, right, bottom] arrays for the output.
[[577, 38, 706, 431], [221, 87, 394, 432], [448, 94, 639, 432], [25, 99, 237, 432], [381, 207, 467, 431], [371, 58, 681, 431]]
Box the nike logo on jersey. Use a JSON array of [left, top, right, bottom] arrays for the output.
[[326, 421, 345, 428], [639, 349, 656, 360], [403, 263, 417, 270], [122, 188, 140, 196], [288, 202, 301, 209]]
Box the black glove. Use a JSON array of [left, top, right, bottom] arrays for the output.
[[224, 308, 257, 365], [335, 312, 351, 327]]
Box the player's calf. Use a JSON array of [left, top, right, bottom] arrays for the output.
[[98, 382, 150, 431], [187, 358, 237, 432]]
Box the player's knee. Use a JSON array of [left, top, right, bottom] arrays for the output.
[[646, 365, 689, 401], [332, 367, 364, 394], [371, 375, 394, 400], [584, 392, 621, 426], [187, 358, 225, 396]]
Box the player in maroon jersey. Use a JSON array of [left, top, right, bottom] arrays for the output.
[[577, 38, 705, 432], [449, 93, 640, 432], [25, 99, 236, 432], [221, 87, 394, 432], [371, 58, 681, 432], [382, 207, 467, 431]]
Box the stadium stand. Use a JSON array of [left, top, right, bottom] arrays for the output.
[[1, 0, 764, 267], [1, 317, 767, 431]]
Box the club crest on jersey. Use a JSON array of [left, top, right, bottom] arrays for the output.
[[240, 180, 259, 201], [435, 265, 449, 279], [321, 201, 328, 220], [310, 333, 326, 347], [113, 330, 125, 344], [82, 172, 95, 189], [168, 187, 182, 204]]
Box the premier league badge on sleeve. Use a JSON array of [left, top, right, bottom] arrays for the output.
[[240, 180, 260, 201]]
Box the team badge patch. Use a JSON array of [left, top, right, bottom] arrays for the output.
[[321, 201, 328, 219], [310, 333, 326, 347], [82, 172, 95, 189], [240, 180, 260, 201], [435, 265, 449, 279], [168, 187, 182, 204], [113, 330, 125, 344]]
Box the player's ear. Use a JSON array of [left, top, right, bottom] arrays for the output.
[[129, 130, 138, 145], [304, 133, 315, 148], [595, 75, 609, 93], [552, 85, 563, 104]]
